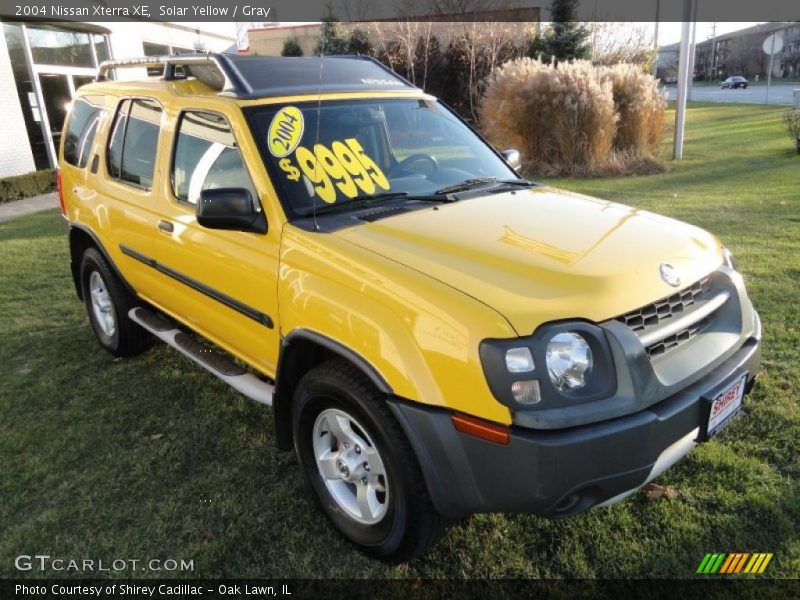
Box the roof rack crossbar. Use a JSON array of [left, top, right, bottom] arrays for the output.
[[96, 54, 239, 93]]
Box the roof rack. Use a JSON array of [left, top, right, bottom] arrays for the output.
[[96, 53, 418, 99], [97, 53, 242, 94]]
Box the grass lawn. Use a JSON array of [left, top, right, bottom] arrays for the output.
[[1, 103, 798, 579]]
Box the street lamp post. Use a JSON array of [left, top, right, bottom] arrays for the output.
[[652, 0, 660, 78], [673, 0, 694, 160]]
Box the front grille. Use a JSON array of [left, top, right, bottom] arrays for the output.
[[645, 316, 710, 358], [616, 276, 721, 358], [617, 277, 711, 333]]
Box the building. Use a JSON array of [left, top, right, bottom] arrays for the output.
[[0, 20, 235, 178], [657, 22, 800, 82]]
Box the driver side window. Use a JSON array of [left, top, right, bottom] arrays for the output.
[[172, 111, 258, 206], [384, 102, 474, 166]]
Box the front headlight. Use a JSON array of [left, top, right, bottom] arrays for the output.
[[505, 347, 534, 373], [545, 332, 593, 391], [479, 322, 614, 410]]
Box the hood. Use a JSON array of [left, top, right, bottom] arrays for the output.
[[334, 187, 723, 334]]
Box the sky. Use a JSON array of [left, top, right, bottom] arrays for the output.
[[657, 22, 759, 46]]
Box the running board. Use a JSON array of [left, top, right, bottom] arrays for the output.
[[129, 307, 273, 406]]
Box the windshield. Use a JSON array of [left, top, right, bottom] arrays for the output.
[[244, 98, 518, 218]]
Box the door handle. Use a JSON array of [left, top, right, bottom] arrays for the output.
[[158, 220, 174, 233]]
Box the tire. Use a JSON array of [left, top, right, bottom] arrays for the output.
[[80, 247, 149, 357], [292, 358, 450, 562]]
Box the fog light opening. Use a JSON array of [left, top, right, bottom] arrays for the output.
[[511, 379, 541, 405]]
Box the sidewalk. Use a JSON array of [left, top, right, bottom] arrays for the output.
[[0, 192, 59, 223]]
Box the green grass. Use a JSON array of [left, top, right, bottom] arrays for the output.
[[1, 103, 798, 579]]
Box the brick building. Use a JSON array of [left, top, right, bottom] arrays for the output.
[[658, 22, 800, 82]]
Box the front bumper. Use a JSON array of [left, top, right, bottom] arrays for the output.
[[388, 313, 761, 518]]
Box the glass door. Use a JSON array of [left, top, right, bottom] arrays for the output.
[[19, 24, 110, 167], [37, 73, 71, 159]]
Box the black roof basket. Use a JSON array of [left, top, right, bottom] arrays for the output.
[[96, 53, 418, 99]]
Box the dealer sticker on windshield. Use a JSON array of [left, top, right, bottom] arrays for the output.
[[268, 106, 304, 157], [277, 137, 390, 204], [707, 373, 747, 437]]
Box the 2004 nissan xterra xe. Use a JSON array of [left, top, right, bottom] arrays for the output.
[[58, 53, 761, 562]]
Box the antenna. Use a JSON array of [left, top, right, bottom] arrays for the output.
[[312, 50, 325, 232]]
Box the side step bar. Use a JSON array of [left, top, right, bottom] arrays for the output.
[[129, 307, 274, 406]]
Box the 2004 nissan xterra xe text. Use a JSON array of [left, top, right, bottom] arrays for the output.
[[58, 54, 761, 562]]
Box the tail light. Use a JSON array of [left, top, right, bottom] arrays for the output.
[[56, 169, 66, 217]]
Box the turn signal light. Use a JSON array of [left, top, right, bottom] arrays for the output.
[[451, 412, 510, 445]]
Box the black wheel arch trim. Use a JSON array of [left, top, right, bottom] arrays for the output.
[[69, 224, 137, 300], [272, 328, 393, 450]]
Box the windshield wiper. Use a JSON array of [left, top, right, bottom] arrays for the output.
[[300, 192, 409, 217], [495, 179, 538, 187], [434, 176, 498, 195], [433, 177, 539, 199]]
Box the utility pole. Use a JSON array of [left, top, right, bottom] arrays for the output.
[[687, 0, 699, 100], [709, 22, 717, 81], [673, 0, 694, 160], [651, 0, 660, 77]]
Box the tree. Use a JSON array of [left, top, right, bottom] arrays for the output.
[[588, 22, 655, 68], [348, 28, 374, 56], [414, 31, 442, 91], [281, 37, 303, 57], [524, 32, 547, 60], [314, 6, 350, 55], [543, 0, 590, 64]]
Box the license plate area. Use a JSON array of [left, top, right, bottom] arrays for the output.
[[701, 372, 747, 440]]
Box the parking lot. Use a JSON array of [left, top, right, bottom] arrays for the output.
[[665, 82, 798, 105]]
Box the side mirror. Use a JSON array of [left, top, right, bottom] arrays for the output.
[[500, 149, 522, 172], [197, 188, 267, 234]]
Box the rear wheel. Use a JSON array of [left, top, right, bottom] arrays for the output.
[[80, 247, 149, 357], [292, 359, 450, 562]]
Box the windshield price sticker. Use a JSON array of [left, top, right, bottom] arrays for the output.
[[268, 106, 304, 158], [279, 138, 390, 204]]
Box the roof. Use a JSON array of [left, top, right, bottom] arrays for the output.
[[97, 53, 418, 100]]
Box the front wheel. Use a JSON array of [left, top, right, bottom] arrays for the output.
[[292, 359, 450, 562]]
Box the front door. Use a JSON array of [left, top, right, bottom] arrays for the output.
[[148, 109, 281, 376]]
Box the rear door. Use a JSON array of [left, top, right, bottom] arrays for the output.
[[84, 97, 164, 298]]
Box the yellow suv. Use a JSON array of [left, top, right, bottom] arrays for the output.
[[59, 53, 761, 562]]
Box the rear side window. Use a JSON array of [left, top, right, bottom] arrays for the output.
[[63, 95, 103, 168], [106, 98, 162, 188], [106, 100, 129, 178], [172, 111, 257, 205]]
